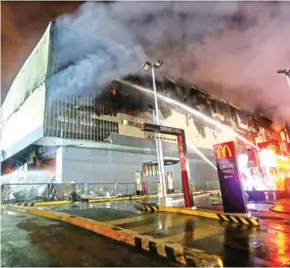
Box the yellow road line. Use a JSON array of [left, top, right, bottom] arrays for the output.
[[105, 214, 156, 226]]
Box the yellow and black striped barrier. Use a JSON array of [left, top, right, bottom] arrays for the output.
[[216, 213, 259, 226], [5, 204, 223, 267], [16, 202, 38, 207], [134, 203, 159, 212], [135, 202, 259, 226]]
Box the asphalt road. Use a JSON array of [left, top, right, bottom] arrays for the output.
[[1, 200, 290, 267], [0, 209, 175, 267], [55, 201, 290, 267]]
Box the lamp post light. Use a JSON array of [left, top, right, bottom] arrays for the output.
[[143, 61, 167, 201], [277, 69, 290, 88], [148, 104, 162, 194]]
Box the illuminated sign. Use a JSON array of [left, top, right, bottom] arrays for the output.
[[213, 141, 248, 214], [216, 145, 232, 160]]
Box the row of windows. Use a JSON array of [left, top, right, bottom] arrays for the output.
[[44, 97, 119, 142]]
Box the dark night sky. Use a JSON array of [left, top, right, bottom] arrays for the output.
[[1, 1, 82, 102]]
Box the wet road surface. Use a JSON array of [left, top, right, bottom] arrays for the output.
[[55, 200, 290, 267], [2, 200, 290, 267], [1, 209, 176, 267]]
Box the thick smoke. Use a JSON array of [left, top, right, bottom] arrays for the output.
[[49, 1, 290, 123]]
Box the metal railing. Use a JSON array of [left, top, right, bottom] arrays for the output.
[[1, 182, 137, 203]]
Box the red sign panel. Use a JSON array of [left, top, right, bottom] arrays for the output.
[[177, 134, 192, 208]]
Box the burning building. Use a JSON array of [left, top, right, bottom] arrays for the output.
[[1, 22, 290, 194]]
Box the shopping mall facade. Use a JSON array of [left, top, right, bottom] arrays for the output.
[[1, 22, 290, 193]]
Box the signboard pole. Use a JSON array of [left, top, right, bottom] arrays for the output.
[[140, 123, 193, 208], [213, 141, 248, 214], [177, 133, 192, 208]]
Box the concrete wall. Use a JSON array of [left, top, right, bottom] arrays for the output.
[[56, 145, 220, 192], [0, 23, 51, 161], [1, 23, 51, 123], [0, 84, 46, 161]]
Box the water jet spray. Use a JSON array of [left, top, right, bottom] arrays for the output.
[[119, 80, 260, 151]]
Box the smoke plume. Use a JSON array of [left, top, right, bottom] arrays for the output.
[[49, 1, 290, 123]]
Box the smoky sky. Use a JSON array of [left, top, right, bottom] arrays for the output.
[[2, 1, 290, 124], [1, 1, 81, 102]]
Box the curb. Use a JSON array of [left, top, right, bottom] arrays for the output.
[[6, 205, 223, 267], [5, 195, 157, 207], [135, 202, 259, 226]]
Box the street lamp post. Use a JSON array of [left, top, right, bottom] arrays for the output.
[[143, 60, 167, 201], [277, 69, 290, 88], [148, 105, 162, 195]]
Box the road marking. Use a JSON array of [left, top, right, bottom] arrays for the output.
[[104, 214, 156, 226]]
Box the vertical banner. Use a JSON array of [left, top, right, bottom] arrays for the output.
[[177, 134, 192, 208], [213, 141, 248, 214]]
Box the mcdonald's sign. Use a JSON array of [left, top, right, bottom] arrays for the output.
[[213, 141, 248, 214], [216, 145, 233, 160]]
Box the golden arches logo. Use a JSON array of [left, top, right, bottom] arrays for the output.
[[217, 145, 232, 159]]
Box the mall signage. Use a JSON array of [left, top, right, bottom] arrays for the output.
[[141, 123, 183, 135], [213, 141, 248, 214]]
